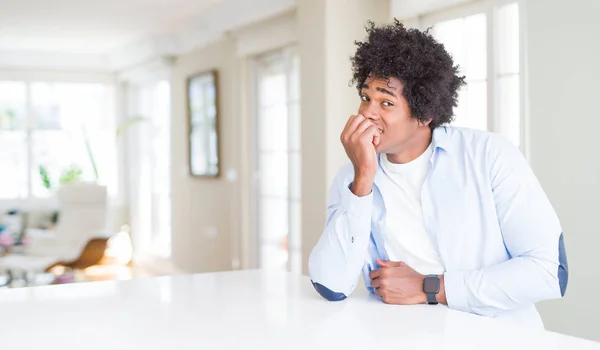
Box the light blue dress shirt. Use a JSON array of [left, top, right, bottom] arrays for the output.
[[308, 126, 568, 326]]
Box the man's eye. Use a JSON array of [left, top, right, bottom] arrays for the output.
[[361, 95, 369, 101], [382, 101, 393, 107]]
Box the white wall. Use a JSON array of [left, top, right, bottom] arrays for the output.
[[169, 11, 300, 273], [297, 0, 390, 274], [170, 38, 241, 272], [523, 0, 600, 341]]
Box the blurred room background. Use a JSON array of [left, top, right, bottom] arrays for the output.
[[0, 0, 598, 342]]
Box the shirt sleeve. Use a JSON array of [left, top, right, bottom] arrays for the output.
[[308, 165, 374, 300], [444, 134, 568, 316]]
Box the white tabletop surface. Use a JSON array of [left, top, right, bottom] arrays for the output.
[[0, 269, 598, 349]]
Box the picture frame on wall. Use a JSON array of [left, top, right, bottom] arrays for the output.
[[186, 69, 220, 178]]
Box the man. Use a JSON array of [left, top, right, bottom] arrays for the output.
[[308, 20, 568, 328]]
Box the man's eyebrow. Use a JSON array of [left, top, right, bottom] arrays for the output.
[[376, 87, 396, 98], [360, 83, 397, 98]]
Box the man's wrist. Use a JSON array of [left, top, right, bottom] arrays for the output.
[[419, 274, 428, 304], [351, 175, 374, 197], [437, 275, 447, 305]]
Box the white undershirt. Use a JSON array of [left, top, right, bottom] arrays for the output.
[[379, 143, 445, 275]]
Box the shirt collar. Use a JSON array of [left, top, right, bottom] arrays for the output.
[[431, 126, 452, 154]]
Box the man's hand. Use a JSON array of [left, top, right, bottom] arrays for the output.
[[369, 259, 447, 305], [340, 114, 380, 197]]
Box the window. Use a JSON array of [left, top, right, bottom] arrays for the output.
[[0, 81, 116, 200], [424, 1, 521, 148], [254, 47, 301, 273], [0, 82, 27, 199], [431, 13, 488, 131], [495, 2, 520, 147]]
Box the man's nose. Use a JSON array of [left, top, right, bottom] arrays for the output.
[[358, 102, 380, 120], [363, 103, 380, 120], [365, 113, 379, 121], [363, 108, 380, 121]]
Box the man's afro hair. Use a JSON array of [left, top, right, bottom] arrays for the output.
[[351, 19, 466, 129]]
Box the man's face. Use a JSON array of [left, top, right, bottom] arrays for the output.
[[357, 76, 424, 154]]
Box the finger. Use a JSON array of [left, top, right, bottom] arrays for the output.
[[370, 277, 381, 289], [351, 119, 376, 138], [374, 287, 383, 298], [341, 115, 357, 138], [373, 132, 381, 147], [389, 261, 405, 267], [369, 268, 382, 280], [377, 258, 404, 268], [376, 258, 388, 267], [345, 114, 366, 136], [360, 125, 381, 144]]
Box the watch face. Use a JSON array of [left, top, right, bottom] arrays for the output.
[[424, 277, 440, 293]]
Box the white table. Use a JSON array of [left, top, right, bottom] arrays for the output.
[[0, 269, 597, 349]]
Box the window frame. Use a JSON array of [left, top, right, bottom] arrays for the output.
[[419, 0, 528, 155]]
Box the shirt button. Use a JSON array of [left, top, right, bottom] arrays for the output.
[[351, 237, 354, 243]]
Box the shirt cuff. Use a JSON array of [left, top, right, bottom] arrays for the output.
[[444, 270, 471, 314], [342, 182, 374, 214]]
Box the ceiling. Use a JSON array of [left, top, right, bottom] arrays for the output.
[[391, 0, 475, 19], [0, 0, 472, 72], [0, 0, 295, 71], [0, 0, 472, 65], [0, 0, 223, 53]]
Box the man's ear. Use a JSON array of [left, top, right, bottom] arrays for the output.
[[418, 118, 433, 127]]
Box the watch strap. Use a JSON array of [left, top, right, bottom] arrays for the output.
[[426, 291, 438, 305]]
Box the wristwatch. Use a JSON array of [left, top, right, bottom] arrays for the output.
[[423, 275, 440, 305]]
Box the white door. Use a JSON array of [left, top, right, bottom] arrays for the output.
[[126, 80, 172, 258]]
